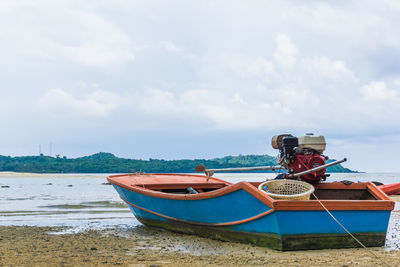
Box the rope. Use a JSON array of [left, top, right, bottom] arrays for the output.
[[128, 171, 146, 188], [121, 196, 275, 226], [312, 192, 391, 267]]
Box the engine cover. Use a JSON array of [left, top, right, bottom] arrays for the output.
[[288, 154, 327, 183]]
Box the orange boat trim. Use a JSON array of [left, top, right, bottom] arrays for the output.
[[108, 174, 395, 211], [108, 174, 276, 208]]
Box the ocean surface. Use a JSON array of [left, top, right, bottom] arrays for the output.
[[0, 172, 399, 249]]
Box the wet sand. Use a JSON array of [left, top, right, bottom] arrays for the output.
[[0, 226, 399, 267], [391, 195, 400, 202]]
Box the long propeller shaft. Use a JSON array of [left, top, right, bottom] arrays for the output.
[[288, 158, 347, 178], [195, 164, 283, 175]]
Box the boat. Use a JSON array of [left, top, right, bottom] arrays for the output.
[[107, 133, 395, 250], [107, 173, 394, 251], [378, 182, 400, 196]]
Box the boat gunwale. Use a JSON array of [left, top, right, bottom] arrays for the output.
[[107, 174, 395, 211], [108, 174, 276, 208]]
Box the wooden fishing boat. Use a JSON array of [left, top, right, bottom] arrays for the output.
[[378, 182, 400, 196], [107, 173, 394, 251]]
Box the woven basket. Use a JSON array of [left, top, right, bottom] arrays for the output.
[[258, 179, 314, 200]]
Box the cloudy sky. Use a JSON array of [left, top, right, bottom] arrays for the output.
[[2, 0, 400, 172]]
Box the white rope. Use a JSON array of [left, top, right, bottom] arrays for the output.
[[312, 192, 391, 267], [129, 172, 146, 188]]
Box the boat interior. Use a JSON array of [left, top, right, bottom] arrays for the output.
[[109, 174, 386, 201], [151, 182, 378, 200]]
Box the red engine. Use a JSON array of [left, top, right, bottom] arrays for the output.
[[272, 134, 328, 183], [288, 154, 327, 183]]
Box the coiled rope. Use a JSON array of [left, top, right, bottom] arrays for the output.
[[312, 192, 391, 267]]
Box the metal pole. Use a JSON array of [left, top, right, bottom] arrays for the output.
[[196, 164, 283, 173], [288, 158, 347, 178], [205, 166, 283, 172]]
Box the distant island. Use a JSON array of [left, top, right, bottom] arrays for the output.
[[0, 152, 354, 173]]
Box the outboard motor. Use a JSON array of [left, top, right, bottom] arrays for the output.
[[272, 133, 328, 183]]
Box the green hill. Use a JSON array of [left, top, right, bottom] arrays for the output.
[[0, 152, 354, 173]]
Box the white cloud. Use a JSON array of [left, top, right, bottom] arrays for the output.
[[137, 88, 178, 114], [351, 81, 400, 120], [162, 40, 184, 53], [226, 54, 276, 79], [273, 34, 298, 69], [37, 88, 123, 117], [282, 1, 400, 50], [2, 1, 400, 170], [360, 81, 397, 100], [0, 0, 135, 71], [302, 57, 357, 83], [76, 81, 100, 88]]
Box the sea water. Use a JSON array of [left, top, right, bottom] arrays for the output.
[[0, 174, 137, 231], [0, 172, 399, 249]]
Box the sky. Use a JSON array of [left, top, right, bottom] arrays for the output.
[[1, 0, 400, 172]]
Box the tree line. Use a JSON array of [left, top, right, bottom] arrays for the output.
[[0, 152, 354, 173]]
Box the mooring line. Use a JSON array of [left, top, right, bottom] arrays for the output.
[[312, 192, 391, 267], [121, 196, 274, 226]]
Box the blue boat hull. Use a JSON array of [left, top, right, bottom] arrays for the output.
[[136, 217, 387, 250], [111, 181, 392, 250]]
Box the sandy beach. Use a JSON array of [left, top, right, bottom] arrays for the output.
[[0, 225, 399, 267]]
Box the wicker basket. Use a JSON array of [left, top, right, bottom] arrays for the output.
[[258, 179, 314, 200]]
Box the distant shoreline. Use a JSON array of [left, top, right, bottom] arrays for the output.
[[0, 170, 356, 178], [0, 152, 355, 174]]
